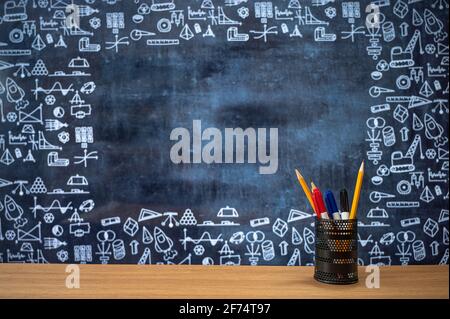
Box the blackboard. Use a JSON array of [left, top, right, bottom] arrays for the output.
[[0, 0, 448, 266]]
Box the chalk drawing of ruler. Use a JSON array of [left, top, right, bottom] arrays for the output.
[[386, 201, 420, 208]]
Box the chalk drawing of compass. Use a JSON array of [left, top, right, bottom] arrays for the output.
[[370, 191, 396, 203]]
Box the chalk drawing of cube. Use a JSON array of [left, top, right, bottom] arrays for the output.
[[423, 218, 439, 238], [393, 0, 408, 19], [123, 217, 139, 237], [393, 104, 409, 123], [272, 218, 288, 237]]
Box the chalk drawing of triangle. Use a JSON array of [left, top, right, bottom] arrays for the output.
[[0, 60, 14, 71], [0, 178, 13, 188], [439, 210, 449, 223], [287, 209, 313, 222], [178, 253, 191, 265], [138, 208, 162, 222]]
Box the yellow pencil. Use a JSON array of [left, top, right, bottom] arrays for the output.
[[350, 161, 364, 220], [295, 169, 316, 213]]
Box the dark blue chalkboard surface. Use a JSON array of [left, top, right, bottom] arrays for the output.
[[0, 0, 448, 266]]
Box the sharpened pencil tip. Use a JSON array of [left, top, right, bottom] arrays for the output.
[[311, 182, 317, 190], [360, 161, 364, 171]]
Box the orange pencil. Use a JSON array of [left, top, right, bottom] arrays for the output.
[[350, 161, 364, 219], [295, 169, 317, 214]]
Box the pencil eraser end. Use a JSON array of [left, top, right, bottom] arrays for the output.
[[341, 212, 349, 220], [332, 212, 341, 220]]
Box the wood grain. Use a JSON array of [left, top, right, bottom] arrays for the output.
[[0, 265, 447, 299]]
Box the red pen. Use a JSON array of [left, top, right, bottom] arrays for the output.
[[312, 187, 327, 219], [312, 193, 322, 219]]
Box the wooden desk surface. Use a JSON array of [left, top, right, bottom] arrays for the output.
[[0, 265, 447, 299]]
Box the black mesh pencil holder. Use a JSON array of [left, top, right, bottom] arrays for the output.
[[314, 218, 358, 285]]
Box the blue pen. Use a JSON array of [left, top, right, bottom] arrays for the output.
[[324, 190, 340, 220]]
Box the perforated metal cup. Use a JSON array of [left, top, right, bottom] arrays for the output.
[[314, 218, 358, 284]]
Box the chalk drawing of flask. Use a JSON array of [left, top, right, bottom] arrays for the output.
[[261, 240, 275, 261], [382, 126, 396, 146], [412, 240, 426, 261], [382, 22, 395, 42], [112, 239, 125, 260]]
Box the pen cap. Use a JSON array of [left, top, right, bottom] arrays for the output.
[[332, 212, 341, 220], [314, 218, 358, 285], [340, 189, 350, 213], [320, 212, 330, 219]]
